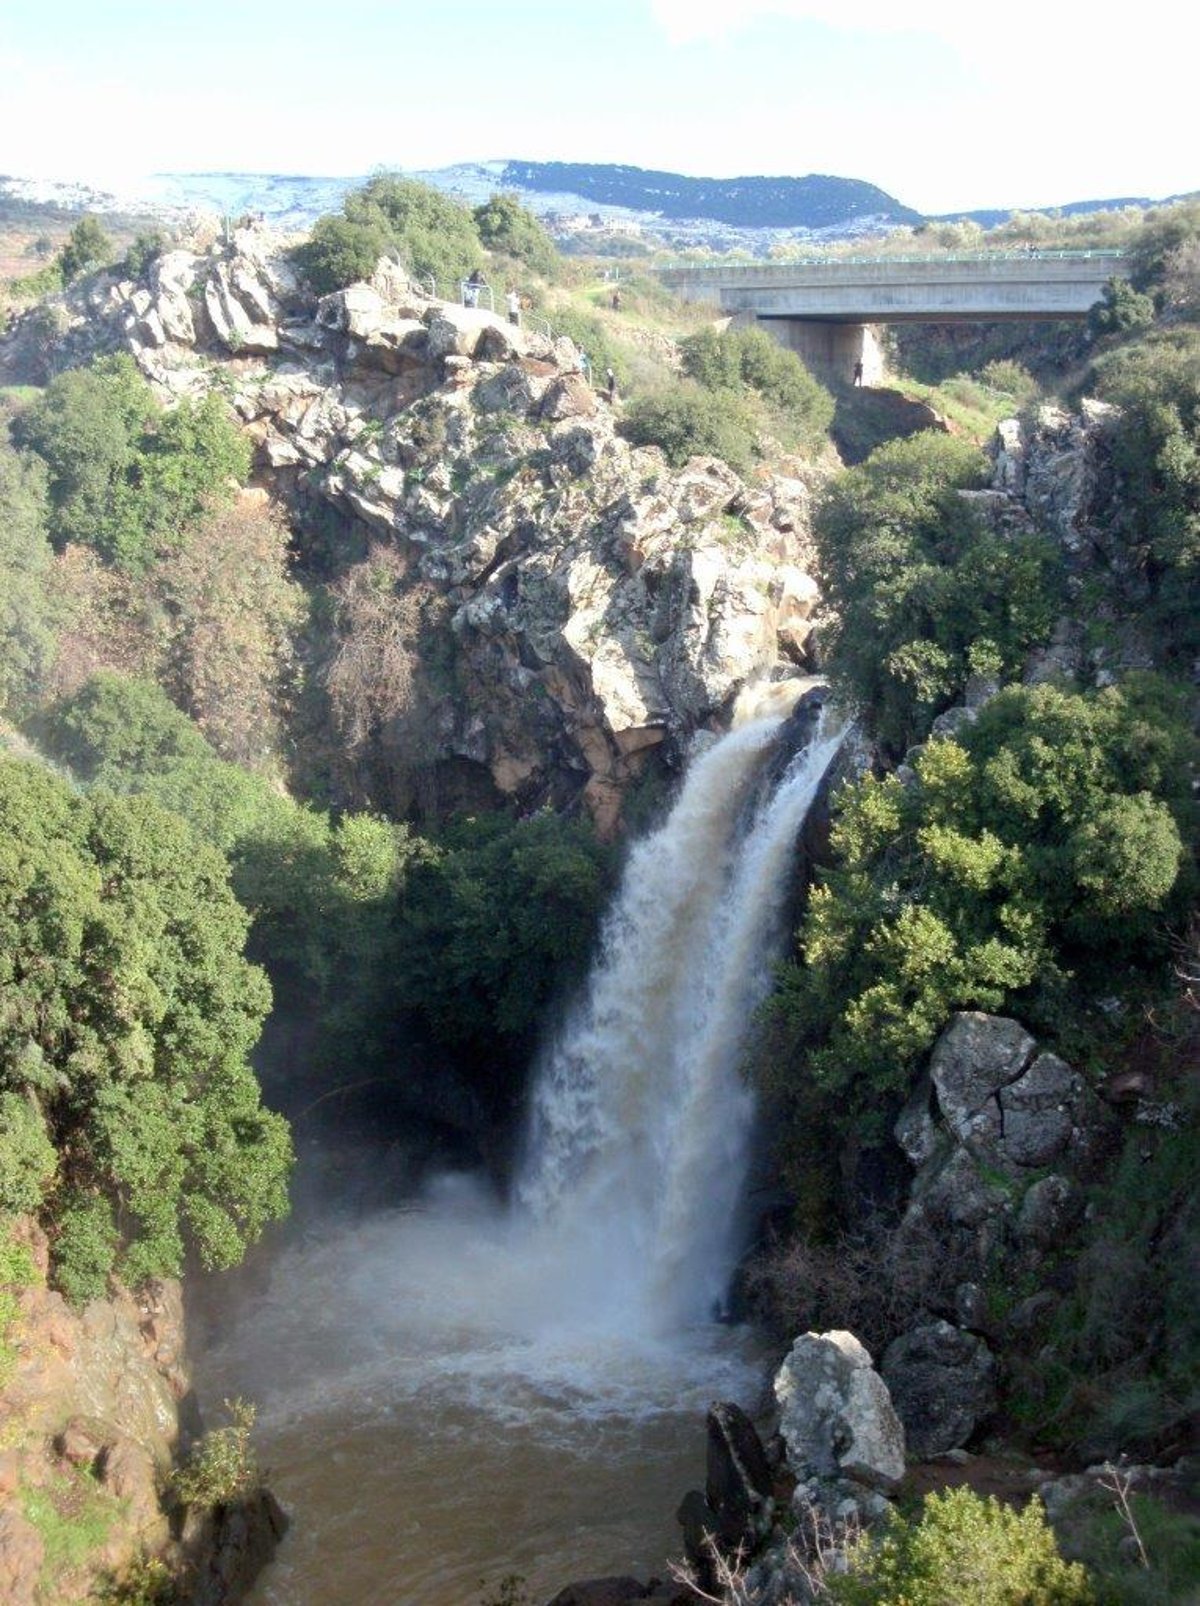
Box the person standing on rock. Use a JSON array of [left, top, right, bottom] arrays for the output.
[[605, 366, 617, 404], [506, 288, 521, 326]]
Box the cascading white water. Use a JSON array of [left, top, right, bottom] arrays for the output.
[[518, 704, 844, 1333], [197, 695, 846, 1605]]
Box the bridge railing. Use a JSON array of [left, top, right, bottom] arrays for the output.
[[653, 249, 1127, 274]]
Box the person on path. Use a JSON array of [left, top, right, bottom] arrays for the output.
[[611, 287, 622, 311], [606, 366, 617, 403], [463, 267, 485, 308], [506, 288, 521, 326], [853, 359, 864, 386]]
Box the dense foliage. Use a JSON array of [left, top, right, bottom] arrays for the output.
[[832, 1487, 1094, 1605], [759, 680, 1194, 1134], [35, 673, 612, 1110], [395, 809, 614, 1070], [0, 758, 292, 1299], [814, 431, 1060, 753], [296, 174, 482, 295], [621, 378, 761, 472], [473, 192, 559, 278], [1086, 327, 1200, 664], [680, 323, 835, 447], [0, 442, 59, 716], [14, 355, 250, 570], [621, 325, 833, 471]]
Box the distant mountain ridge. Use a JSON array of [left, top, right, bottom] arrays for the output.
[[2, 162, 1193, 250], [495, 160, 921, 229]]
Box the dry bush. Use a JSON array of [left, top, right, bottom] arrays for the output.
[[745, 1212, 976, 1356], [156, 497, 304, 764], [324, 545, 428, 751], [47, 544, 161, 696]]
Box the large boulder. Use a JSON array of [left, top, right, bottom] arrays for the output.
[[929, 1013, 1036, 1154], [881, 1320, 997, 1458], [773, 1330, 905, 1494]]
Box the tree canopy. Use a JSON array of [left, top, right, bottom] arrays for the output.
[[14, 355, 250, 571], [0, 757, 292, 1300]]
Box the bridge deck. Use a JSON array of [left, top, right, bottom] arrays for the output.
[[658, 251, 1125, 322]]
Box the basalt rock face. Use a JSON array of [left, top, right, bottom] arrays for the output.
[[887, 1012, 1116, 1455], [985, 400, 1157, 686], [10, 226, 827, 833], [0, 1221, 282, 1604]]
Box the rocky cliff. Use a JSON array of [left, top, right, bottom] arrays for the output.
[[8, 224, 828, 832]]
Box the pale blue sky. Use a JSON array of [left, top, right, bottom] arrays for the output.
[[2, 0, 1195, 215]]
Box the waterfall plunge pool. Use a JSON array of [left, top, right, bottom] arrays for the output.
[[193, 1177, 768, 1605]]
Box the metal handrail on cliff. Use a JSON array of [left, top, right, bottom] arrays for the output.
[[411, 271, 567, 355]]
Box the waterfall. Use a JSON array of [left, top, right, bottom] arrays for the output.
[[518, 702, 844, 1334]]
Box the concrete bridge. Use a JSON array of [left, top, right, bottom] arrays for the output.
[[657, 251, 1126, 383]]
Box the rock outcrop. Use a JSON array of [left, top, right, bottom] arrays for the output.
[[773, 1330, 905, 1518], [880, 1320, 997, 1458], [3, 226, 827, 833], [0, 1222, 281, 1604], [886, 1012, 1114, 1455]]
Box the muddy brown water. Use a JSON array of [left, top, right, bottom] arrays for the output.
[[192, 1182, 769, 1606]]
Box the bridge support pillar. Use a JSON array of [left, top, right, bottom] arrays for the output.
[[762, 319, 885, 386]]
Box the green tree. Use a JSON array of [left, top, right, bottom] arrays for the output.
[[14, 355, 249, 570], [473, 193, 559, 278], [1087, 328, 1200, 663], [621, 378, 758, 471], [345, 174, 482, 289], [58, 216, 113, 281], [123, 231, 166, 280], [395, 811, 613, 1085], [1125, 199, 1200, 301], [680, 324, 834, 450], [14, 354, 158, 559], [814, 430, 1059, 753], [1088, 277, 1155, 338], [0, 759, 292, 1297], [294, 214, 392, 296], [0, 442, 59, 715]]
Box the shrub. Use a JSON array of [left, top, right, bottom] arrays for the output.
[[14, 355, 249, 571], [0, 1093, 56, 1215], [123, 231, 167, 280], [831, 1487, 1095, 1605], [0, 441, 59, 715], [294, 214, 392, 295], [58, 216, 112, 281], [170, 1399, 258, 1509], [1088, 278, 1156, 338], [1085, 327, 1200, 664], [396, 810, 613, 1077], [474, 193, 559, 278], [345, 174, 481, 289], [621, 378, 758, 471], [814, 430, 1058, 752], [680, 323, 834, 450]]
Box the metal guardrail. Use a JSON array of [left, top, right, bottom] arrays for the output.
[[653, 249, 1127, 273], [405, 272, 581, 375]]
